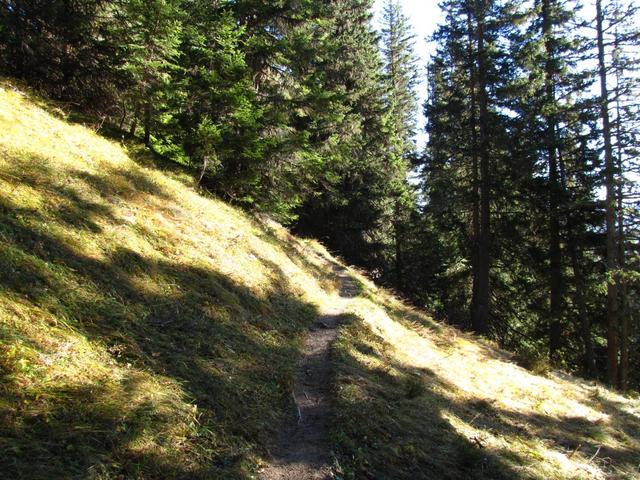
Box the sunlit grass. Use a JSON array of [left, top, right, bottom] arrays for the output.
[[1, 79, 638, 480], [332, 272, 640, 479], [0, 80, 342, 479]]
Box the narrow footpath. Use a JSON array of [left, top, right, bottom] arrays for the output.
[[260, 267, 358, 480]]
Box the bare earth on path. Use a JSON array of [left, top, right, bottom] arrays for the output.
[[259, 266, 358, 480]]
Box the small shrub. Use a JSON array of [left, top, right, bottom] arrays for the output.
[[515, 350, 550, 376]]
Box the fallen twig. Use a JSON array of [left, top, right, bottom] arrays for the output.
[[568, 444, 582, 459], [469, 413, 481, 426], [472, 436, 485, 449], [293, 391, 302, 424], [588, 446, 602, 463]]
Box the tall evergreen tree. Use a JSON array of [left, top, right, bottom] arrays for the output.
[[115, 0, 182, 146], [295, 0, 401, 278], [596, 0, 620, 386], [380, 0, 419, 157], [424, 0, 520, 335], [513, 0, 585, 360], [591, 0, 640, 387], [379, 0, 419, 290], [0, 0, 121, 109]]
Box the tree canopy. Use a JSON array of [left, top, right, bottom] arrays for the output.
[[1, 0, 638, 389]]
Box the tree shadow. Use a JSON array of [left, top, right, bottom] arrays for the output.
[[332, 321, 519, 480], [253, 218, 346, 294], [0, 151, 119, 234], [331, 316, 640, 480], [0, 149, 323, 478]]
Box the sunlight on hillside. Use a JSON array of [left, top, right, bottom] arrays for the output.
[[0, 81, 341, 479], [333, 277, 640, 480], [0, 81, 638, 480]]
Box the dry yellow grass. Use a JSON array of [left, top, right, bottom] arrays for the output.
[[332, 276, 640, 479], [1, 79, 638, 480], [0, 80, 342, 479]]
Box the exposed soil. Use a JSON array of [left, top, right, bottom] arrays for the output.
[[259, 267, 358, 480]]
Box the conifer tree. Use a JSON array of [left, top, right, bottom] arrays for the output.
[[296, 0, 399, 276], [0, 0, 120, 109], [591, 0, 640, 387], [513, 0, 585, 360], [380, 0, 419, 289], [424, 0, 519, 335], [116, 0, 182, 146], [380, 0, 419, 157]]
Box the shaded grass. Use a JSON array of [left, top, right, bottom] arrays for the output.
[[331, 276, 640, 480], [332, 317, 519, 480], [2, 79, 639, 480], [0, 80, 341, 479]]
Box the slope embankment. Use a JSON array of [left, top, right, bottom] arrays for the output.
[[0, 81, 638, 480], [0, 81, 344, 479]]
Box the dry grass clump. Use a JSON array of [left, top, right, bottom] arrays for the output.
[[0, 80, 341, 479]]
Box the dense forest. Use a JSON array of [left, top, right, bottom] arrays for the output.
[[1, 0, 638, 391]]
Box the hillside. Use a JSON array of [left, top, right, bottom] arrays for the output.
[[0, 82, 638, 480]]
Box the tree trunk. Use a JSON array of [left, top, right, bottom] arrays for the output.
[[614, 47, 628, 389], [542, 0, 563, 361], [596, 0, 619, 387], [558, 135, 595, 377], [143, 100, 152, 147], [14, 0, 25, 77], [119, 105, 128, 132], [392, 196, 405, 292], [198, 155, 209, 186], [129, 103, 140, 137], [467, 6, 481, 332], [618, 209, 629, 389], [472, 0, 490, 335], [394, 217, 404, 292], [571, 241, 595, 376]]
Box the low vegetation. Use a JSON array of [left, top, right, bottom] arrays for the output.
[[0, 81, 341, 479], [0, 81, 638, 479], [332, 281, 640, 479]]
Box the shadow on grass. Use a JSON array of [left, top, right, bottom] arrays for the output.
[[331, 316, 640, 480], [253, 218, 345, 294], [0, 150, 320, 478]]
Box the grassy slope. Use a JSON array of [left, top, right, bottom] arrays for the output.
[[332, 282, 640, 479], [0, 81, 638, 480], [0, 81, 342, 479]]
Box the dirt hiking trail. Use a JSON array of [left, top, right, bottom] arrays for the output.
[[259, 266, 358, 480]]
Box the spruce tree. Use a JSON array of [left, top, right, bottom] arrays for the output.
[[116, 0, 182, 146], [424, 0, 520, 335], [380, 0, 419, 157], [591, 0, 640, 387], [380, 0, 419, 289], [0, 0, 121, 109]]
